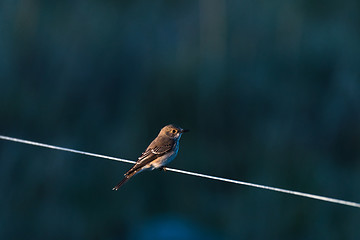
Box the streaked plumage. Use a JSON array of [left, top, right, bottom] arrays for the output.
[[112, 124, 188, 190]]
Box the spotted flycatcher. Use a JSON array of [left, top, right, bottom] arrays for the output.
[[112, 124, 188, 190]]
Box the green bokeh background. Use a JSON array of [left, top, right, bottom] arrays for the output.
[[1, 0, 359, 239]]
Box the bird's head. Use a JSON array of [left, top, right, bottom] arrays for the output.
[[161, 124, 189, 139]]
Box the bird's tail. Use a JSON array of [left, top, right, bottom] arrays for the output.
[[112, 176, 130, 191], [112, 171, 137, 191]]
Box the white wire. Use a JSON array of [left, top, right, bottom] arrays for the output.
[[1, 134, 359, 208]]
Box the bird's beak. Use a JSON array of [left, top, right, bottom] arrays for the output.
[[181, 129, 189, 133]]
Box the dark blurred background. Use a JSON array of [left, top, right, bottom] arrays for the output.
[[1, 0, 360, 239]]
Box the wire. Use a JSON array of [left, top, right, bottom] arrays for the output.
[[1, 134, 359, 208]]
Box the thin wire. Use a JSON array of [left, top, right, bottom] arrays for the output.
[[1, 134, 359, 209]]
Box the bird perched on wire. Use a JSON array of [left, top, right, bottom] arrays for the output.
[[112, 124, 189, 190]]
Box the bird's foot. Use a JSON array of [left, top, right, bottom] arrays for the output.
[[159, 166, 167, 172]]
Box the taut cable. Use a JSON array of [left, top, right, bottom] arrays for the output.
[[1, 135, 359, 208]]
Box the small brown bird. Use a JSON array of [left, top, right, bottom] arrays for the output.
[[112, 124, 188, 190]]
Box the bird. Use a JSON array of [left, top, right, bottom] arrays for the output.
[[112, 124, 189, 190]]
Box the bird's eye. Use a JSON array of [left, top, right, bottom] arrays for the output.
[[172, 130, 176, 133]]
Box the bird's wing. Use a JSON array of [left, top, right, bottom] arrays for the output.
[[138, 144, 173, 160], [138, 136, 174, 160], [124, 137, 174, 177]]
